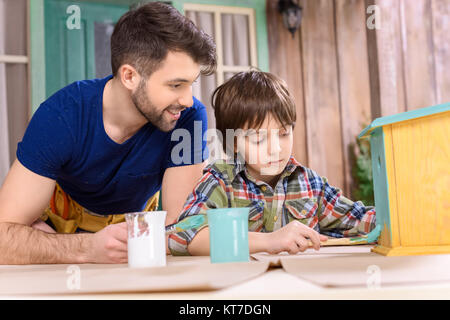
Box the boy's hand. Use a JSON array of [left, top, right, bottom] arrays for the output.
[[264, 221, 328, 254]]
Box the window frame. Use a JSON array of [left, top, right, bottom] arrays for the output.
[[0, 0, 31, 119], [28, 0, 269, 114], [29, 0, 46, 115], [172, 0, 269, 80], [183, 3, 258, 87]]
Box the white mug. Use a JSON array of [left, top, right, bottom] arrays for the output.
[[125, 211, 167, 268]]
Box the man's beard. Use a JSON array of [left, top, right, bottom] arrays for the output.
[[131, 80, 184, 132]]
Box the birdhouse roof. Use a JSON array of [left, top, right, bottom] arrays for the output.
[[358, 102, 450, 139]]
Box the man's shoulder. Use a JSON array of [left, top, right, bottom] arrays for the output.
[[43, 75, 110, 110], [34, 76, 111, 132]]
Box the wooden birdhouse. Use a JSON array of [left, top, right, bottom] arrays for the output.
[[359, 103, 450, 256]]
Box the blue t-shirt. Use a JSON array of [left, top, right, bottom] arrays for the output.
[[17, 75, 208, 215]]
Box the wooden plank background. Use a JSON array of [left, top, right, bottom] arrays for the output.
[[266, 0, 450, 195], [300, 0, 344, 192]]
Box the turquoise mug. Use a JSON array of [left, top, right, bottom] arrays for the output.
[[206, 207, 250, 263]]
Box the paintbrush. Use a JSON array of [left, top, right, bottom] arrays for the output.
[[165, 215, 207, 235], [309, 224, 382, 247]]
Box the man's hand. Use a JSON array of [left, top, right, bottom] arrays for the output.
[[88, 222, 128, 264], [263, 221, 328, 254], [0, 160, 130, 264]]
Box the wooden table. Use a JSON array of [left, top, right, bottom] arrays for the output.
[[1, 245, 450, 299]]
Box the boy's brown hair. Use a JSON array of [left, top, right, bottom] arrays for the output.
[[111, 1, 217, 78], [211, 70, 296, 154]]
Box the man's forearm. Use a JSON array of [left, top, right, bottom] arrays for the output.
[[0, 222, 92, 264]]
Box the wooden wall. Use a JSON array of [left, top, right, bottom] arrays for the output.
[[266, 0, 450, 195]]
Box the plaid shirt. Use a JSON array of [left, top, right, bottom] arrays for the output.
[[168, 156, 376, 256]]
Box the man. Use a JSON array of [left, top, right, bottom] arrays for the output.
[[0, 2, 216, 264]]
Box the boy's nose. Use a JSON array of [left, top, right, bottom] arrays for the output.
[[269, 132, 282, 155], [270, 144, 282, 156]]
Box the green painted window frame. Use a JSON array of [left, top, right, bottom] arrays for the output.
[[29, 0, 269, 114], [29, 0, 46, 114]]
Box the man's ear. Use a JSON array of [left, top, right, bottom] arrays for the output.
[[118, 64, 141, 91]]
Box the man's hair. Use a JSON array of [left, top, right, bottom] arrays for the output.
[[111, 1, 217, 77], [211, 70, 296, 153]]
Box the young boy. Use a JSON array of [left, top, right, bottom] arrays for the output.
[[168, 71, 376, 256]]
